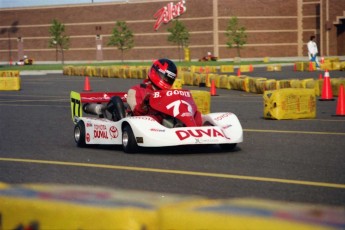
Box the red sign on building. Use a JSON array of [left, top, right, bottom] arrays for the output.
[[153, 0, 187, 31]]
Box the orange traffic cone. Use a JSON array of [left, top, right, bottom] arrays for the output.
[[293, 63, 296, 71], [321, 56, 325, 64], [334, 84, 345, 116], [210, 79, 218, 96], [237, 68, 241, 77], [309, 61, 314, 71], [249, 64, 253, 72], [205, 66, 210, 74], [83, 76, 91, 91], [319, 70, 334, 101]]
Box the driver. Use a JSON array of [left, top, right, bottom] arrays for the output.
[[127, 58, 177, 123]]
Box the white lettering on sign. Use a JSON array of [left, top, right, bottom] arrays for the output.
[[175, 129, 225, 140], [153, 0, 187, 31]]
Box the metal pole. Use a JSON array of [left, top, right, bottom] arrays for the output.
[[8, 30, 12, 65]]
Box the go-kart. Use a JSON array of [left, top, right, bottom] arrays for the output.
[[16, 58, 34, 65], [70, 89, 243, 153]]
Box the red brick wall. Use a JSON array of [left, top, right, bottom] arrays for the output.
[[0, 0, 344, 62]]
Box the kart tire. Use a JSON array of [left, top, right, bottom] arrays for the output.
[[107, 96, 126, 121], [219, 143, 237, 151], [74, 121, 86, 147], [122, 125, 138, 153]]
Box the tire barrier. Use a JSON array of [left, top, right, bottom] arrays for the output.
[[0, 71, 21, 91], [1, 183, 344, 230]]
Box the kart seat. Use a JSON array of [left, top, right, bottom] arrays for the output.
[[107, 96, 126, 121]]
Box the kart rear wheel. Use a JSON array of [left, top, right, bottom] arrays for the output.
[[122, 125, 138, 153], [219, 143, 237, 151], [74, 121, 86, 147]]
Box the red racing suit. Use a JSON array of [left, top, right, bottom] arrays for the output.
[[127, 80, 163, 123], [127, 79, 203, 126]]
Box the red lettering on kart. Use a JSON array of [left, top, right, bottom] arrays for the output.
[[175, 128, 225, 140], [214, 112, 233, 121], [109, 126, 119, 138], [86, 133, 90, 142], [94, 130, 108, 139], [94, 124, 107, 130], [129, 117, 156, 121]]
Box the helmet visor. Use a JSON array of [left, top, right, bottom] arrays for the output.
[[157, 70, 175, 86]]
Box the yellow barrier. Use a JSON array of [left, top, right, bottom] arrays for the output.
[[267, 65, 282, 71], [340, 61, 345, 71], [206, 73, 217, 88], [172, 79, 183, 89], [301, 78, 320, 96], [295, 62, 304, 71], [220, 65, 234, 73], [219, 75, 231, 89], [1, 183, 343, 230], [248, 77, 267, 93], [332, 62, 341, 71], [0, 70, 20, 77], [159, 198, 344, 230], [264, 88, 316, 120], [331, 78, 345, 96], [239, 65, 251, 72], [190, 90, 211, 114], [0, 71, 21, 90], [60, 65, 343, 97], [0, 184, 200, 230], [182, 71, 193, 85], [192, 73, 202, 86]]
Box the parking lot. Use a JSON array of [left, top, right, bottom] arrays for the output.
[[0, 66, 344, 206]]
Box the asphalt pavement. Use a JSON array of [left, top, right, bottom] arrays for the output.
[[0, 66, 344, 207]]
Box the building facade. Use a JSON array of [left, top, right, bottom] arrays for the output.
[[0, 0, 344, 63]]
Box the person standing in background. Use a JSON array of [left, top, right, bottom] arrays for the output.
[[307, 35, 320, 69]]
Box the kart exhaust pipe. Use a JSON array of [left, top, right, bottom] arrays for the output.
[[83, 103, 106, 115]]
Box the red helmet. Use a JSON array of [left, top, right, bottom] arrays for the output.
[[148, 58, 177, 90]]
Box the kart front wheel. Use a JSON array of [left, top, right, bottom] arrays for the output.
[[74, 121, 86, 147], [122, 125, 138, 153]]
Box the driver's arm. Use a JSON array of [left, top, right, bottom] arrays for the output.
[[127, 86, 150, 115]]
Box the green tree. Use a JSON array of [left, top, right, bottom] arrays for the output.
[[108, 21, 134, 62], [225, 16, 247, 58], [167, 20, 190, 62], [48, 19, 70, 64]]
